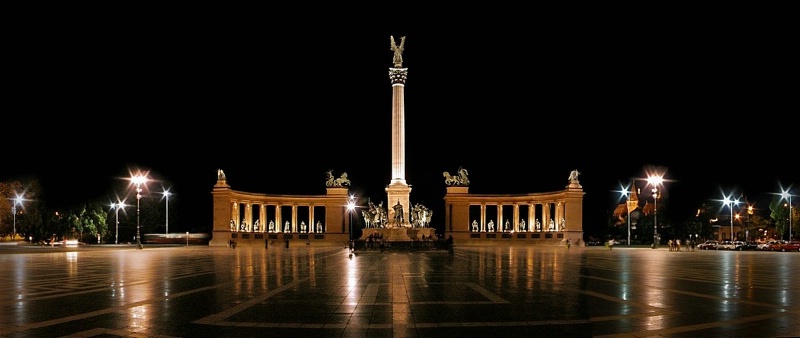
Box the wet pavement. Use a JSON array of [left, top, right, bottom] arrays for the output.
[[1, 242, 799, 337]]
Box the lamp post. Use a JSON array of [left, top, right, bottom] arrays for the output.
[[627, 197, 632, 246], [347, 195, 356, 242], [653, 187, 658, 245], [620, 181, 637, 246], [780, 190, 792, 241], [131, 174, 148, 248], [111, 202, 125, 244], [12, 193, 24, 241], [162, 189, 171, 235], [647, 175, 663, 248], [747, 205, 753, 241], [722, 196, 738, 241]]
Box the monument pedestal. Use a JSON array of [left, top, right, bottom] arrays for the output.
[[359, 226, 437, 242]]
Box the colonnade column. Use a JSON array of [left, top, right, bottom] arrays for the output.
[[527, 203, 533, 232], [480, 204, 487, 232], [291, 205, 298, 233]]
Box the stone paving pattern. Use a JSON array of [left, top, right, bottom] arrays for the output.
[[1, 243, 799, 337]]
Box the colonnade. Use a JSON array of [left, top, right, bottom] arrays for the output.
[[228, 201, 326, 234], [471, 201, 568, 233]]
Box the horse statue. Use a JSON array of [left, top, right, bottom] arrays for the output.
[[411, 203, 433, 228], [444, 166, 470, 186], [334, 172, 350, 186], [363, 199, 387, 228], [423, 209, 432, 227], [443, 171, 459, 185], [361, 210, 373, 228], [325, 170, 350, 187]]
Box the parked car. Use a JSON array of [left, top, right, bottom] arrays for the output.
[[775, 241, 800, 252], [718, 240, 747, 250], [697, 240, 719, 250], [717, 240, 736, 250], [767, 240, 789, 251], [739, 241, 759, 251], [758, 240, 779, 250]]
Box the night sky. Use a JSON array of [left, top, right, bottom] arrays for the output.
[[4, 9, 796, 237]]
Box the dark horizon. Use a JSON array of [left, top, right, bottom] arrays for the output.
[[3, 12, 797, 239]]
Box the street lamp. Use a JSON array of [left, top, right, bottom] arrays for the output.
[[347, 195, 356, 242], [722, 196, 739, 241], [647, 175, 663, 247], [780, 190, 793, 241], [131, 174, 148, 248], [161, 189, 171, 235], [11, 192, 24, 241], [618, 181, 637, 246], [111, 202, 126, 244], [747, 205, 753, 241], [653, 187, 658, 244]]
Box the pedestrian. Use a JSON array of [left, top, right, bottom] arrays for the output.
[[566, 238, 571, 249]]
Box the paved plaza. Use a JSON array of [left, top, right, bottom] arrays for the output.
[[1, 242, 799, 338]]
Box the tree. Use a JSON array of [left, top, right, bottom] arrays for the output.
[[694, 203, 718, 240], [769, 195, 796, 241], [0, 179, 48, 241], [0, 180, 25, 239], [68, 202, 108, 243], [747, 214, 772, 240]]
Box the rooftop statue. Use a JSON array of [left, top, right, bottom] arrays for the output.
[[325, 170, 351, 187], [444, 166, 470, 186], [568, 169, 580, 182]]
